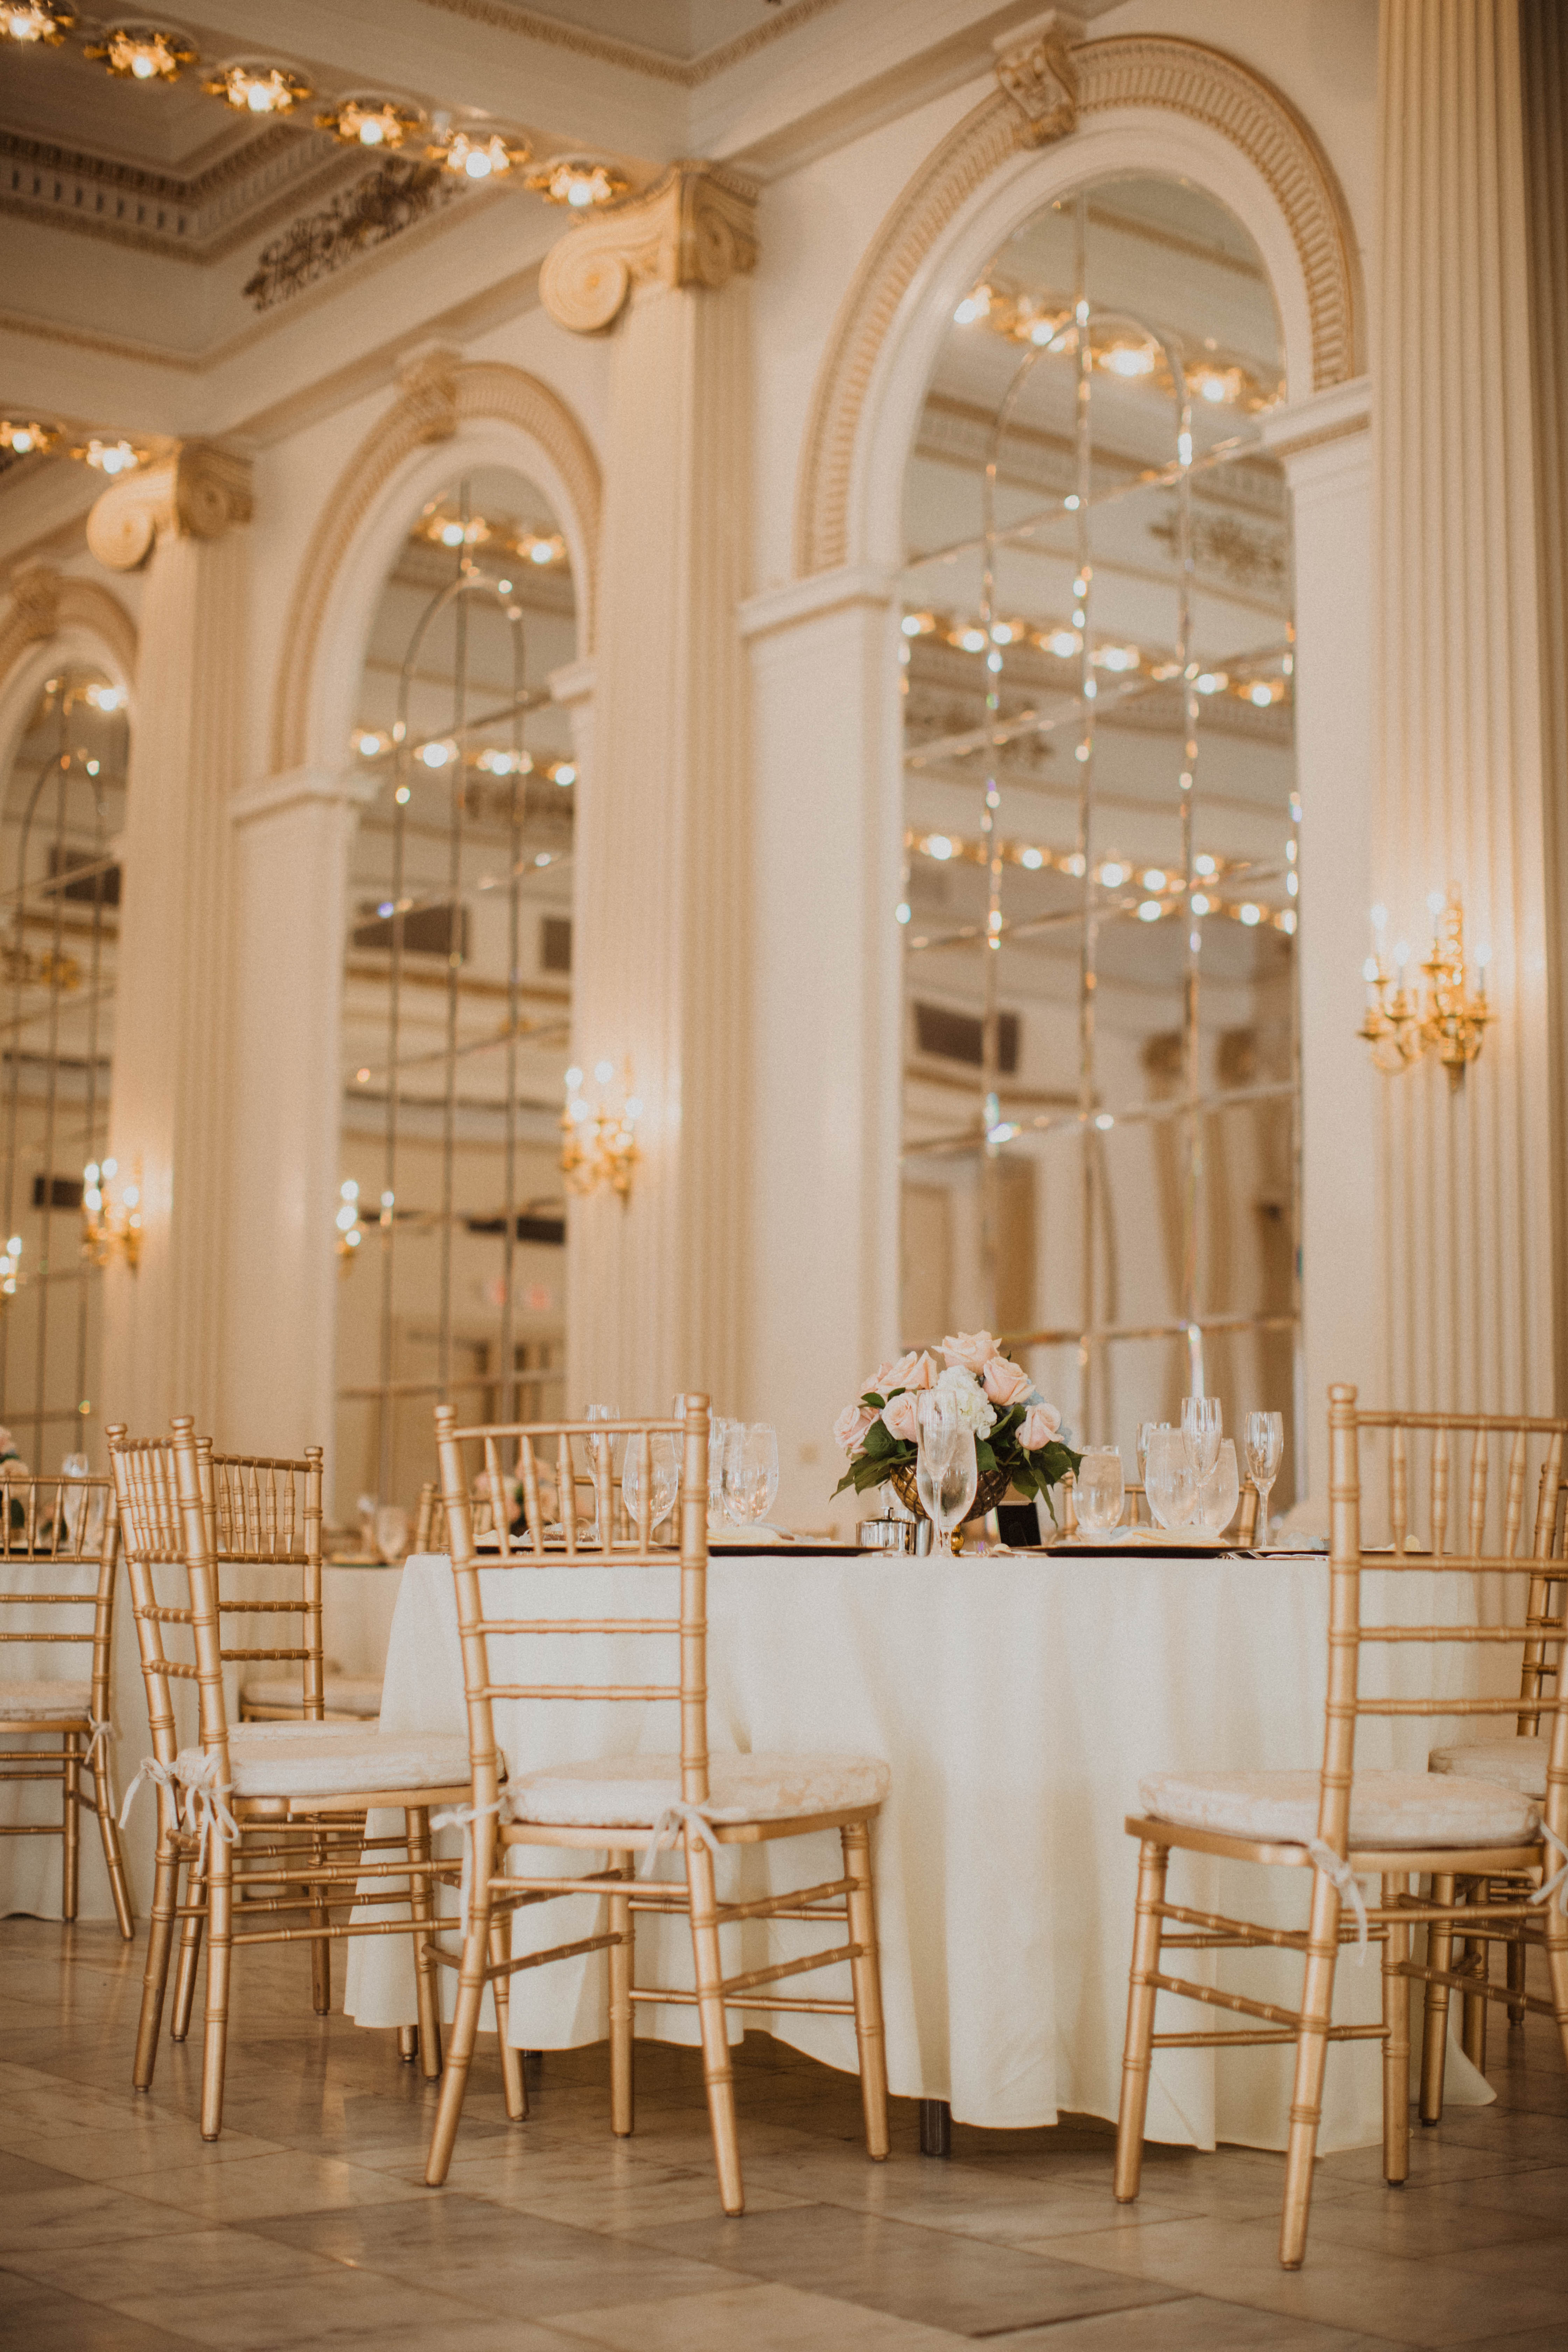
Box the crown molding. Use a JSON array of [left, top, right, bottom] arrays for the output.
[[0, 124, 361, 263], [411, 0, 848, 88]]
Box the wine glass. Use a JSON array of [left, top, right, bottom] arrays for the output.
[[722, 1424, 779, 1530], [1145, 1427, 1198, 1531], [1197, 1438, 1240, 1536], [916, 1392, 977, 1557], [622, 1432, 679, 1537], [374, 1503, 410, 1565], [1244, 1410, 1284, 1543], [1181, 1395, 1223, 1482], [584, 1403, 619, 1542], [1076, 1447, 1125, 1536], [707, 1416, 735, 1521]]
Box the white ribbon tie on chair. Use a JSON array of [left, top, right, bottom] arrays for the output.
[[639, 1798, 748, 1879], [430, 1797, 510, 1918], [82, 1717, 112, 1765], [1304, 1838, 1371, 1960], [1529, 1818, 1568, 1917], [119, 1751, 242, 1871]]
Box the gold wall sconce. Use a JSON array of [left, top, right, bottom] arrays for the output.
[[560, 1060, 641, 1202], [1359, 888, 1491, 1088], [82, 1157, 142, 1269]]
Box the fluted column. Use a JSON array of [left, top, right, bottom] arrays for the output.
[[89, 443, 252, 1437], [223, 767, 373, 1463], [543, 165, 756, 1412], [1373, 0, 1558, 1412]]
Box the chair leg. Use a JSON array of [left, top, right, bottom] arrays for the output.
[[425, 1869, 491, 2185], [309, 1826, 332, 2018], [1279, 1863, 1344, 2269], [1506, 1929, 1528, 2025], [608, 1852, 634, 2137], [133, 1826, 182, 2091], [1543, 1893, 1568, 2074], [685, 1833, 743, 2216], [1458, 1881, 1487, 2073], [1419, 1871, 1456, 2124], [1114, 1838, 1169, 2204], [172, 1856, 206, 2043], [92, 1740, 135, 1940], [61, 1733, 80, 1921], [200, 1837, 233, 2142], [842, 1820, 890, 2161], [1382, 1872, 1410, 2186], [489, 1907, 526, 2122], [405, 1808, 444, 2082]]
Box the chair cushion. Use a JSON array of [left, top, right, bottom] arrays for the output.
[[506, 1750, 890, 1829], [240, 1675, 383, 1719], [0, 1678, 92, 1722], [176, 1722, 472, 1800], [1138, 1766, 1539, 1850], [1429, 1737, 1550, 1801]]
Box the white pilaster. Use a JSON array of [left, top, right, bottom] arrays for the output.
[[1264, 381, 1378, 1494], [223, 766, 374, 1461], [740, 567, 904, 1528], [89, 444, 252, 1440], [1373, 0, 1556, 1412], [545, 168, 755, 1417]]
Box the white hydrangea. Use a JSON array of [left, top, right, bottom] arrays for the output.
[[934, 1363, 996, 1436]]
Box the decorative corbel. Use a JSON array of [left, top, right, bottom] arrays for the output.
[[87, 441, 253, 573], [396, 344, 461, 444], [7, 565, 61, 644], [994, 9, 1084, 148], [539, 160, 758, 335]]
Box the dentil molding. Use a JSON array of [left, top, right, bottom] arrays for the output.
[[0, 565, 139, 693], [87, 442, 254, 573], [539, 161, 759, 335]]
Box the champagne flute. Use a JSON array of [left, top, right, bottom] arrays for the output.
[[1077, 1446, 1125, 1535], [1244, 1410, 1284, 1544], [1181, 1394, 1223, 1481], [584, 1402, 619, 1543], [1135, 1420, 1158, 1524], [1145, 1427, 1198, 1531], [722, 1424, 779, 1531], [1197, 1438, 1240, 1536], [708, 1416, 735, 1523], [916, 1393, 977, 1557]]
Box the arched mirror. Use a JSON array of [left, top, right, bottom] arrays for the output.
[[0, 662, 128, 1469], [335, 468, 578, 1528], [899, 174, 1300, 1507]]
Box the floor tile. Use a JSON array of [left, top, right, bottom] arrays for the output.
[[548, 2279, 971, 2350]]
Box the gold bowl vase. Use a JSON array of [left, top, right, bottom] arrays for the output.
[[889, 1460, 1011, 1524]]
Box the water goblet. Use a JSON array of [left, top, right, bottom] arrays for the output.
[[723, 1424, 780, 1531], [1145, 1426, 1198, 1531], [622, 1431, 679, 1538], [1244, 1410, 1284, 1543], [916, 1392, 977, 1557], [1181, 1394, 1223, 1481], [1197, 1438, 1241, 1535], [1076, 1446, 1125, 1535], [374, 1503, 410, 1565]]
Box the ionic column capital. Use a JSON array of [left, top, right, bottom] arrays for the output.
[[540, 160, 758, 335], [88, 441, 253, 573]]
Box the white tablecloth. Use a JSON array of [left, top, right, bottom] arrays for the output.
[[0, 1560, 404, 1924], [342, 1549, 1490, 2152]]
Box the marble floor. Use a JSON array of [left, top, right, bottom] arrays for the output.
[[0, 1919, 1564, 2351]]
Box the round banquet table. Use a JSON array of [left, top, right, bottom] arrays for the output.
[[341, 1548, 1492, 2152]]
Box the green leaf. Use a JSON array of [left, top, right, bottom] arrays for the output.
[[861, 1418, 896, 1459]]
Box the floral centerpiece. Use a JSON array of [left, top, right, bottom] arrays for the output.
[[833, 1331, 1080, 1521]]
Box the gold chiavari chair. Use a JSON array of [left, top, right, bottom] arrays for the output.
[[413, 1479, 448, 1554], [0, 1470, 134, 1936], [109, 1419, 477, 2138], [1417, 1464, 1566, 2115], [425, 1395, 891, 2214], [1114, 1388, 1568, 2269]]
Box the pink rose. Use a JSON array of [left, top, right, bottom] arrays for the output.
[[884, 1349, 938, 1393], [941, 1330, 997, 1374], [881, 1392, 920, 1442], [1019, 1403, 1062, 1451], [834, 1402, 876, 1455], [981, 1354, 1033, 1407]]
